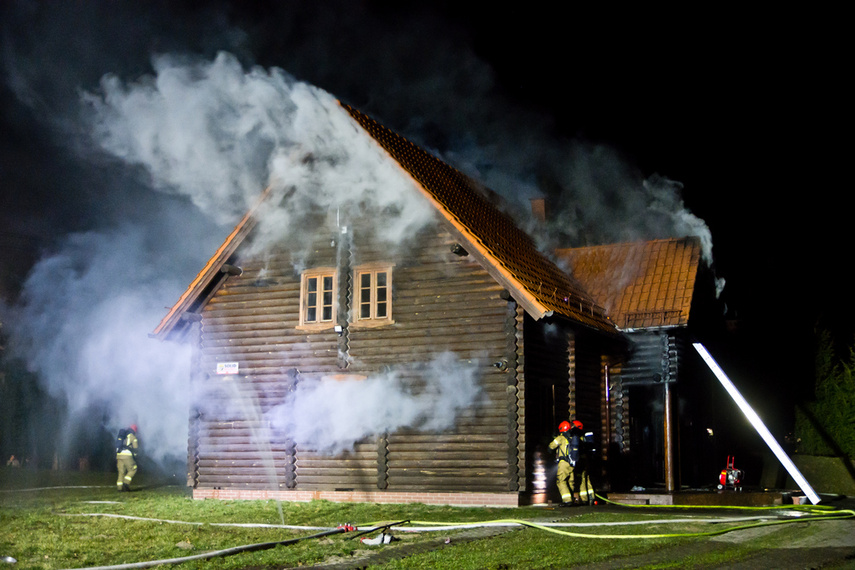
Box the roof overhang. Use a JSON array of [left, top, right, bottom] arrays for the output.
[[150, 187, 271, 341]]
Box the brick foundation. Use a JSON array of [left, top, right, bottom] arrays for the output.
[[193, 488, 521, 508]]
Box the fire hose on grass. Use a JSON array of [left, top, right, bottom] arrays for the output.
[[396, 498, 855, 540], [51, 500, 854, 569], [54, 526, 351, 570]]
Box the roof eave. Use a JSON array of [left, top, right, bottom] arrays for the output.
[[150, 187, 272, 340]]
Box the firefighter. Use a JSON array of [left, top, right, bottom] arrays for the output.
[[116, 424, 139, 492], [549, 420, 595, 505]]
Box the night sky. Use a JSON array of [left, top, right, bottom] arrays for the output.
[[1, 1, 851, 435]]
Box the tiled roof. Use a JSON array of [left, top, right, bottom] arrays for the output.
[[341, 104, 616, 334], [555, 237, 701, 330]]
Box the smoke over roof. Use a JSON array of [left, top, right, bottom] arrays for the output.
[[84, 52, 434, 250], [0, 1, 717, 464]]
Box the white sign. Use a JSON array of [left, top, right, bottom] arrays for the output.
[[216, 362, 239, 375]]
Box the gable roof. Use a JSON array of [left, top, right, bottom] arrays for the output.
[[152, 102, 618, 340], [555, 237, 701, 330], [340, 104, 615, 334]]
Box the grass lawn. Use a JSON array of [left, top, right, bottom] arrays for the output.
[[1, 468, 851, 569]]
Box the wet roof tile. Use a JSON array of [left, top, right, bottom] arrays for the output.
[[555, 237, 701, 330]]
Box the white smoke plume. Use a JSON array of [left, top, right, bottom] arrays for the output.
[[6, 224, 199, 464], [265, 352, 484, 455], [3, 51, 456, 465], [84, 52, 433, 251], [1, 1, 720, 468]]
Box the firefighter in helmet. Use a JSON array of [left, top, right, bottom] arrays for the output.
[[549, 419, 595, 505], [116, 424, 139, 492]]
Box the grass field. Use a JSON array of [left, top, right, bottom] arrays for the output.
[[1, 467, 853, 569]]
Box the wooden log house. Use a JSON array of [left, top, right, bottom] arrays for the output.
[[152, 103, 708, 506]]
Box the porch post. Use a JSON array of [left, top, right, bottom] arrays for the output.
[[664, 381, 676, 492]]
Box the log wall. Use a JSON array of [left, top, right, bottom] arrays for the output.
[[189, 220, 522, 494]]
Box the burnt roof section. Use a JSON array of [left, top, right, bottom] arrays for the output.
[[340, 103, 615, 334], [555, 237, 701, 330]]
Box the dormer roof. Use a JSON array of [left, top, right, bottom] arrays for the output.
[[555, 237, 701, 330]]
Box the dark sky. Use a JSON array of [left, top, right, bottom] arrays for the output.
[[1, 1, 851, 391]]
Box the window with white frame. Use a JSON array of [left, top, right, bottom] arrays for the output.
[[354, 266, 393, 325], [299, 269, 336, 328]]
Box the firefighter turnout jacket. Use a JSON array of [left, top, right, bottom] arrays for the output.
[[116, 429, 139, 491], [549, 430, 584, 465], [549, 428, 594, 504]]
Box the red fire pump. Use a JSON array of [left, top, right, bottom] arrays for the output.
[[717, 456, 744, 491]]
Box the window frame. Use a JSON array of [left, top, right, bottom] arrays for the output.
[[297, 267, 338, 330], [352, 264, 395, 327]]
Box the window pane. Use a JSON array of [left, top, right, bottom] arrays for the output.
[[361, 273, 371, 288], [307, 307, 316, 322], [323, 290, 333, 321], [376, 271, 388, 319], [307, 277, 318, 293]]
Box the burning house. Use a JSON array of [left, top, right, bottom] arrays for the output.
[[152, 103, 713, 506]]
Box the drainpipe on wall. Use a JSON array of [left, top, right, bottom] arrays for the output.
[[664, 381, 676, 492], [335, 210, 351, 370]]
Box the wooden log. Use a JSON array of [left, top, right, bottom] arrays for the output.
[[295, 475, 379, 484], [387, 442, 506, 453], [295, 459, 378, 469], [388, 459, 508, 469]]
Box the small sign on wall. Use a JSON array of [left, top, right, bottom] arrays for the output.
[[216, 362, 239, 375]]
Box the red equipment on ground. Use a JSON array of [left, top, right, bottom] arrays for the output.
[[717, 455, 744, 491]]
